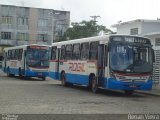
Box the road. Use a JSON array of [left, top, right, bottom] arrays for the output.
[[0, 70, 160, 114]]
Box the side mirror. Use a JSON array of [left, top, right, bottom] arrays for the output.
[[151, 48, 155, 63], [2, 56, 4, 61], [0, 56, 3, 61]]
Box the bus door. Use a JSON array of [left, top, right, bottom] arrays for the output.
[[51, 46, 60, 80], [55, 48, 60, 79], [97, 45, 105, 86], [4, 52, 7, 72], [23, 50, 26, 75]]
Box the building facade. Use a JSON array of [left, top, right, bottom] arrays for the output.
[[0, 4, 70, 56], [112, 19, 160, 88]]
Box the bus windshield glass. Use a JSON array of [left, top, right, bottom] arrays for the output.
[[26, 46, 49, 67], [110, 43, 153, 73]]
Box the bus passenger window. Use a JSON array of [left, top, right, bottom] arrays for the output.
[[65, 44, 72, 60], [18, 49, 23, 60], [90, 41, 99, 60], [72, 44, 80, 60], [81, 43, 89, 60], [15, 49, 18, 60], [60, 45, 65, 60], [51, 47, 57, 60]]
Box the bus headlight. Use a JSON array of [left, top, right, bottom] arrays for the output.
[[110, 72, 116, 80]]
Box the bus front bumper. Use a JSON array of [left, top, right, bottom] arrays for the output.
[[105, 78, 152, 91], [25, 70, 49, 77]]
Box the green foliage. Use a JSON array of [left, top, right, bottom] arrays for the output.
[[58, 20, 113, 41]]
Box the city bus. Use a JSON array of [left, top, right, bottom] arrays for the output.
[[49, 35, 155, 95], [2, 44, 50, 80]]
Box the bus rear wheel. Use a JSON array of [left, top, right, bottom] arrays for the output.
[[91, 76, 98, 93], [125, 90, 134, 95], [42, 77, 46, 81], [7, 68, 11, 77], [19, 68, 22, 77], [7, 67, 13, 77], [61, 72, 66, 86]]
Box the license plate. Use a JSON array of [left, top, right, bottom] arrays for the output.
[[38, 73, 42, 76], [129, 84, 137, 88]]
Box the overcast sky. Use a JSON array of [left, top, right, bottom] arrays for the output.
[[1, 0, 160, 31]]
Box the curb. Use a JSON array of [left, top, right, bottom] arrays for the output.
[[135, 90, 160, 97]]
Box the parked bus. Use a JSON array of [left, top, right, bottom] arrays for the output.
[[49, 35, 155, 95], [2, 44, 50, 80]]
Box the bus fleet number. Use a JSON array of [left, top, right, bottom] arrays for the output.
[[69, 63, 85, 72]]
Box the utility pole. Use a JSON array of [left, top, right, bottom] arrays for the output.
[[90, 16, 101, 23], [90, 16, 101, 36]]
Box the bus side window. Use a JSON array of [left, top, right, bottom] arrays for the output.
[[51, 46, 57, 60], [60, 45, 65, 60], [18, 49, 23, 60], [81, 42, 89, 60], [90, 41, 99, 60], [105, 45, 108, 66], [65, 44, 72, 60], [72, 43, 80, 60], [11, 50, 15, 60], [15, 49, 18, 60]]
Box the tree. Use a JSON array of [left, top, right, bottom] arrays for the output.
[[58, 20, 113, 41]]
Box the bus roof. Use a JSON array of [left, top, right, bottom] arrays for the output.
[[51, 34, 151, 47], [52, 35, 110, 47], [4, 44, 50, 51]]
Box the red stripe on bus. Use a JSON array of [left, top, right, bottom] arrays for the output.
[[49, 60, 67, 62], [115, 72, 150, 76], [29, 66, 49, 69], [87, 60, 97, 63]]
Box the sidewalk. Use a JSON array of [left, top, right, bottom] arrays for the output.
[[136, 85, 160, 96]]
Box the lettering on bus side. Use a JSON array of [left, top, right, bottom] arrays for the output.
[[11, 61, 17, 67], [68, 62, 85, 72]]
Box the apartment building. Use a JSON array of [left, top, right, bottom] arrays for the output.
[[0, 4, 70, 56]]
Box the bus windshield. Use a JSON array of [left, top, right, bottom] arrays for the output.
[[26, 47, 49, 67], [110, 44, 153, 73]]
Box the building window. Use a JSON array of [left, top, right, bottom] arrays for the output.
[[1, 32, 11, 39], [17, 33, 29, 41], [38, 19, 47, 27], [155, 38, 160, 46], [37, 34, 48, 42], [1, 16, 13, 24], [130, 28, 138, 35], [17, 17, 28, 25]]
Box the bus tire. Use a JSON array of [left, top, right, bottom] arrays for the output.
[[7, 67, 11, 77], [125, 90, 134, 95], [61, 72, 66, 86], [42, 77, 46, 81], [91, 76, 98, 93], [19, 68, 22, 77]]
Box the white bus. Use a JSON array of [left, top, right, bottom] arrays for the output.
[[49, 35, 155, 95], [2, 44, 50, 80]]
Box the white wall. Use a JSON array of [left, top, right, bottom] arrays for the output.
[[145, 34, 160, 50], [141, 22, 160, 35], [116, 22, 142, 35]]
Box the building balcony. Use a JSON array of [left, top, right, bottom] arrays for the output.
[[0, 39, 17, 46]]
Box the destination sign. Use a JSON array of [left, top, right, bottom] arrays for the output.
[[111, 36, 150, 44], [28, 46, 49, 50]]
